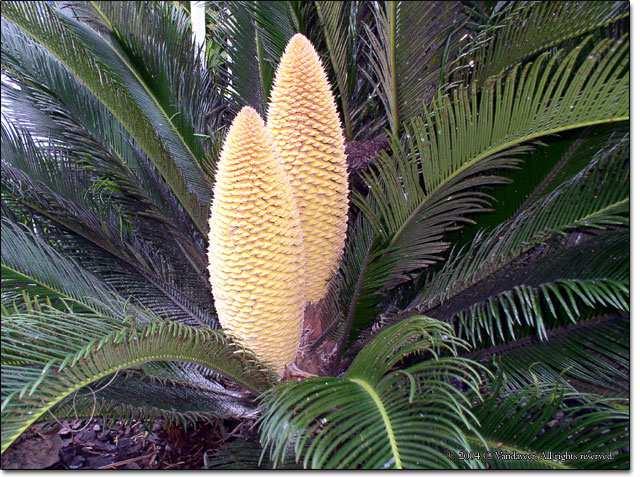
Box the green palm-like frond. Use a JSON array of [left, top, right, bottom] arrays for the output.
[[53, 359, 262, 425], [212, 1, 299, 112], [0, 1, 630, 468], [309, 215, 380, 349], [456, 1, 629, 83], [80, 0, 227, 174], [315, 0, 352, 137], [420, 231, 629, 346], [1, 19, 197, 238], [252, 1, 300, 94], [363, 0, 467, 137], [315, 1, 374, 139], [472, 315, 629, 398], [213, 1, 262, 110], [1, 123, 135, 252], [410, 138, 628, 343], [260, 316, 485, 469], [456, 277, 627, 347], [1, 309, 276, 453], [351, 37, 628, 333], [513, 125, 627, 216], [2, 1, 210, 233], [1, 124, 216, 326], [1, 218, 143, 319], [471, 384, 629, 469], [52, 370, 256, 428]]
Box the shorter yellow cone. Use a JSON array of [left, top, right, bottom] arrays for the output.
[[208, 107, 304, 373]]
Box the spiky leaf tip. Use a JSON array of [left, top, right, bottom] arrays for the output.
[[208, 106, 304, 373], [267, 33, 349, 303]]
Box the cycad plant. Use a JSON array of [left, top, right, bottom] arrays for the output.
[[1, 0, 630, 470]]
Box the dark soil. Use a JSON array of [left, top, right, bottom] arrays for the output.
[[1, 417, 245, 470]]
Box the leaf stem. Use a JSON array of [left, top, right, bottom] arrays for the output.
[[350, 377, 402, 469], [388, 116, 629, 249]]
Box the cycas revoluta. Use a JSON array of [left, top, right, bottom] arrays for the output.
[[208, 107, 304, 373], [268, 33, 349, 303], [0, 0, 630, 469]]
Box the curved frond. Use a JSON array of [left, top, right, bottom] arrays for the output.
[[411, 137, 629, 343], [350, 36, 628, 332], [512, 125, 628, 217], [1, 19, 202, 245], [1, 124, 216, 326], [310, 215, 378, 349], [252, 1, 299, 96], [471, 384, 629, 469], [444, 231, 629, 346], [52, 371, 256, 427], [213, 1, 262, 110], [1, 313, 276, 453], [2, 1, 210, 233], [472, 315, 629, 398], [315, 1, 374, 139], [1, 123, 136, 255], [1, 218, 142, 319], [457, 280, 627, 347], [260, 316, 485, 469], [363, 1, 468, 138], [456, 1, 629, 83], [212, 1, 298, 111], [315, 0, 353, 137], [82, 0, 227, 172]]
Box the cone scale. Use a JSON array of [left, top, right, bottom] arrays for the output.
[[267, 34, 349, 303], [208, 107, 305, 373]]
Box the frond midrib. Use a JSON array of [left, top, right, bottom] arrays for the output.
[[2, 4, 208, 234], [2, 354, 216, 453], [480, 11, 630, 81], [1, 263, 102, 316], [388, 116, 629, 249], [2, 188, 213, 326], [1, 342, 266, 454], [339, 238, 375, 348], [349, 377, 402, 469], [89, 1, 207, 179], [314, 1, 353, 139], [423, 198, 629, 318], [387, 0, 399, 138], [465, 314, 627, 362]]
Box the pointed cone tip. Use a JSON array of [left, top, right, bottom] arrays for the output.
[[231, 106, 264, 132], [236, 105, 262, 121], [286, 33, 314, 54]]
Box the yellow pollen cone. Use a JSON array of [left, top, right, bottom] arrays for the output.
[[267, 33, 349, 303], [208, 106, 305, 373]]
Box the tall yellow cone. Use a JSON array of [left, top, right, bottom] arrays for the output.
[[267, 33, 349, 303], [208, 107, 304, 373]]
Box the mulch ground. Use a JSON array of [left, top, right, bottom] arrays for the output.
[[1, 418, 243, 470]]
